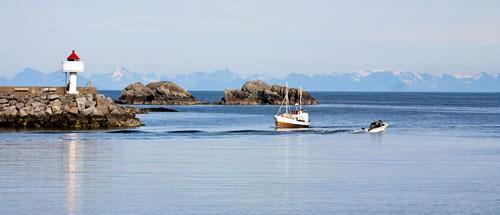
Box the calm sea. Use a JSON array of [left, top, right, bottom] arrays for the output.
[[1, 91, 499, 214]]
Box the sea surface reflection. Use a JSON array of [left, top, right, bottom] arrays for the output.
[[1, 132, 500, 214]]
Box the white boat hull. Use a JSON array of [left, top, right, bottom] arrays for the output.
[[368, 124, 388, 133], [274, 115, 310, 128]]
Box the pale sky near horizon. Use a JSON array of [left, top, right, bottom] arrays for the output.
[[1, 0, 499, 78]]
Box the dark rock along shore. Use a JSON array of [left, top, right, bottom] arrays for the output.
[[222, 80, 319, 105], [123, 106, 178, 114], [0, 93, 142, 129], [119, 81, 196, 105]]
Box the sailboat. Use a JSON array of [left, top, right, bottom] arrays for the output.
[[274, 84, 310, 128]]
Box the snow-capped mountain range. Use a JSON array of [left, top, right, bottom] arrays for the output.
[[1, 68, 499, 92]]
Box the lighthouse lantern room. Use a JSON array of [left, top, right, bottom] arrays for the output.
[[62, 50, 84, 94]]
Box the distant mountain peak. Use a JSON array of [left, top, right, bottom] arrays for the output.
[[211, 68, 239, 78], [244, 72, 277, 81], [112, 67, 124, 81], [17, 67, 43, 76], [21, 67, 40, 72], [212, 68, 232, 74], [111, 66, 138, 81]]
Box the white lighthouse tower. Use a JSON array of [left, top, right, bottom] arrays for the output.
[[62, 50, 84, 94]]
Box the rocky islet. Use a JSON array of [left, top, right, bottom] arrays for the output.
[[119, 81, 196, 105], [222, 80, 319, 105]]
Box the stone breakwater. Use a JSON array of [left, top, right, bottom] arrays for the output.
[[0, 94, 142, 129]]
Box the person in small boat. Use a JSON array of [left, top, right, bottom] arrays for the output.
[[370, 120, 384, 129]]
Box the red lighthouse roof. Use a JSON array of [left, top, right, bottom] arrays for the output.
[[67, 50, 80, 61]]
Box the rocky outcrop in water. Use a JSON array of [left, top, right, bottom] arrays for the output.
[[123, 106, 178, 114], [119, 81, 196, 105], [221, 80, 319, 105], [0, 94, 142, 129]]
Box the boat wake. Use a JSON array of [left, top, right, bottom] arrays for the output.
[[107, 130, 154, 134], [105, 128, 356, 138]]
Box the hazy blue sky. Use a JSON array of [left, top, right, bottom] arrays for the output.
[[1, 0, 499, 77]]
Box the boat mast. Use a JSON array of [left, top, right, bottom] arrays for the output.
[[285, 82, 289, 113], [299, 86, 302, 110]]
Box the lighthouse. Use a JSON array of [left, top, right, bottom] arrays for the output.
[[62, 50, 84, 94]]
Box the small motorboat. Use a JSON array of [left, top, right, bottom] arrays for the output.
[[274, 85, 310, 128], [367, 120, 388, 133]]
